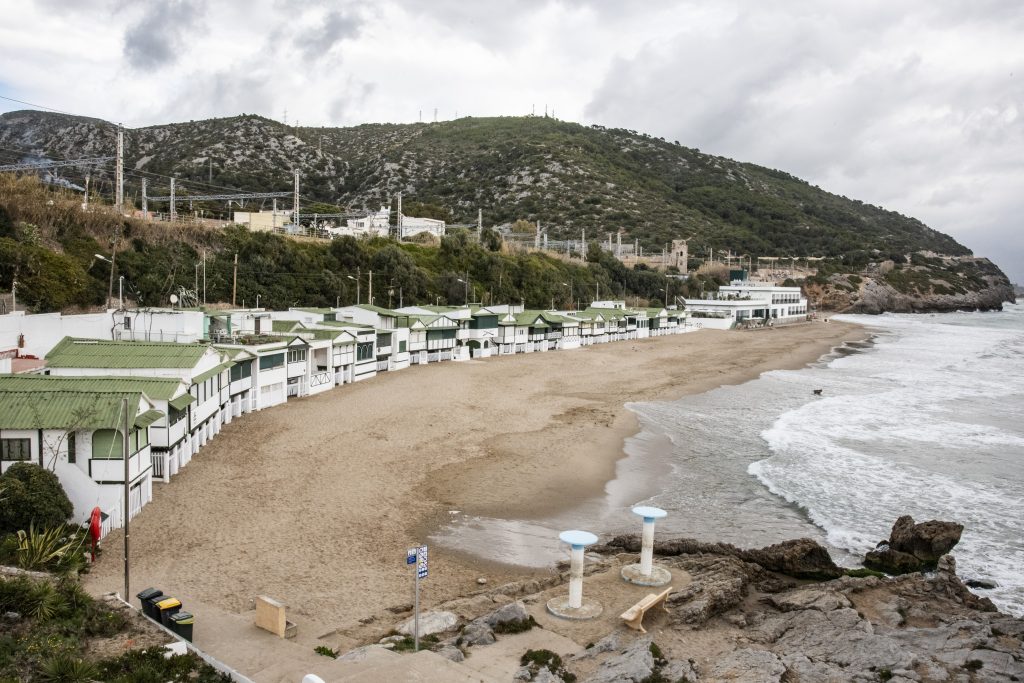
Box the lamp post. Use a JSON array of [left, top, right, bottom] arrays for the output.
[[94, 253, 115, 309], [456, 277, 470, 304], [347, 274, 359, 305]]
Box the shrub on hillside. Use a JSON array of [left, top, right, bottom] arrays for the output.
[[0, 463, 74, 535]]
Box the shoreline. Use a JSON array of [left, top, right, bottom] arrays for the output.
[[418, 321, 874, 573], [82, 321, 869, 675]]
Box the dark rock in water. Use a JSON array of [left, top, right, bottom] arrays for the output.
[[864, 546, 926, 575], [965, 578, 999, 590], [864, 516, 964, 575], [889, 515, 963, 562]]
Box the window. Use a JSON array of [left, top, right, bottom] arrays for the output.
[[1, 438, 31, 462], [288, 348, 306, 363], [230, 360, 252, 382], [67, 432, 76, 464], [356, 342, 374, 361], [123, 317, 132, 330], [169, 406, 186, 424], [259, 353, 284, 370], [398, 341, 407, 353], [91, 430, 123, 459]]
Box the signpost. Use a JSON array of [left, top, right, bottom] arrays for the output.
[[407, 545, 428, 651]]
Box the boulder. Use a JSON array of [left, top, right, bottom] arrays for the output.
[[481, 600, 529, 627], [889, 516, 963, 563], [744, 538, 842, 580], [864, 516, 963, 575], [459, 620, 495, 646], [434, 645, 465, 663], [395, 610, 458, 637]]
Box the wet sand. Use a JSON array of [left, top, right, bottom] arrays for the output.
[[84, 321, 866, 674]]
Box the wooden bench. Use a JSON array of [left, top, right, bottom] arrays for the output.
[[620, 586, 673, 634]]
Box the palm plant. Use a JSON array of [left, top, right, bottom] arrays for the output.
[[16, 523, 86, 574], [38, 654, 99, 683]]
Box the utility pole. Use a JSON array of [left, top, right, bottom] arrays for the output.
[[232, 253, 238, 306], [208, 158, 213, 184], [122, 396, 130, 602], [477, 208, 482, 231], [357, 267, 361, 305], [10, 280, 16, 313], [169, 178, 176, 222], [581, 229, 585, 260], [141, 178, 147, 219], [84, 175, 90, 208], [368, 270, 373, 305], [397, 192, 403, 238], [115, 125, 124, 214], [202, 250, 207, 305], [293, 170, 300, 228]]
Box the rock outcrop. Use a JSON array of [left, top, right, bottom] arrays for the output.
[[599, 534, 842, 580], [864, 515, 964, 575]]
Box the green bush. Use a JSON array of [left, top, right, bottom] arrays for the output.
[[493, 615, 537, 634], [313, 645, 337, 659], [0, 464, 74, 535]]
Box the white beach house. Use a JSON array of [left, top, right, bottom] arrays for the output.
[[0, 383, 159, 534]]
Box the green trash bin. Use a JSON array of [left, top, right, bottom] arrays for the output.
[[169, 611, 194, 642], [155, 597, 182, 627], [136, 588, 162, 620]]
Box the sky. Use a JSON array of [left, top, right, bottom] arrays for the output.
[[1, 0, 1021, 283]]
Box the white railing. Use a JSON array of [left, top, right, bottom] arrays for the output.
[[376, 359, 390, 371], [310, 371, 332, 388], [287, 383, 300, 397]]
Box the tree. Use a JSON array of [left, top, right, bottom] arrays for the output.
[[0, 464, 74, 535]]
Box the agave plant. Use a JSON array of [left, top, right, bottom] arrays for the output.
[[16, 523, 86, 574], [38, 654, 99, 683]]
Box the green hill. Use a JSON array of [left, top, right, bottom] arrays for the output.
[[0, 111, 970, 258]]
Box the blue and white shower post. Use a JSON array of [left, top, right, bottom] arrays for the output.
[[547, 530, 603, 619], [407, 545, 428, 651], [622, 506, 671, 586]]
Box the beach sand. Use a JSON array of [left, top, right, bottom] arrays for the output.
[[84, 321, 866, 674]]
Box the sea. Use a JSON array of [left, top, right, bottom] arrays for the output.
[[433, 302, 1024, 616]]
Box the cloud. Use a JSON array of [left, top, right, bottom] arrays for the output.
[[123, 1, 207, 70], [298, 8, 364, 61]]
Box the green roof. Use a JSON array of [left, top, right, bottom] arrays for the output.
[[46, 337, 211, 370], [191, 361, 233, 385], [0, 391, 146, 430], [0, 374, 186, 401], [168, 393, 196, 410], [405, 314, 458, 329], [272, 320, 304, 332], [354, 304, 402, 317], [134, 409, 163, 428], [318, 320, 374, 329], [292, 307, 333, 314]]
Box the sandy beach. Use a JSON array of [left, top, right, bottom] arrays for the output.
[[84, 321, 866, 672]]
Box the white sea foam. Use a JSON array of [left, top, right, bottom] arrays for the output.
[[751, 304, 1024, 615]]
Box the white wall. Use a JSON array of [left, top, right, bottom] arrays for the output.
[[0, 310, 204, 358]]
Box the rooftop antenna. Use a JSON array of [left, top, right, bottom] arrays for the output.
[[433, 108, 437, 123], [283, 108, 288, 125], [419, 110, 422, 123]]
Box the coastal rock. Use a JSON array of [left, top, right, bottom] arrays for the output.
[[768, 587, 852, 613], [666, 555, 758, 624], [336, 644, 395, 662], [586, 636, 657, 683], [599, 535, 840, 580], [890, 516, 963, 563], [434, 644, 465, 663], [571, 632, 620, 661], [865, 516, 963, 575], [395, 610, 458, 637], [459, 620, 495, 647], [481, 600, 529, 627], [706, 648, 786, 683], [744, 538, 843, 580]]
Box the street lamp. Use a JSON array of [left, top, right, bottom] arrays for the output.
[[456, 277, 470, 304], [94, 253, 119, 309], [347, 275, 359, 305]]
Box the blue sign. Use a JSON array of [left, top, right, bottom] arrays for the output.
[[417, 545, 428, 579], [406, 548, 416, 565]]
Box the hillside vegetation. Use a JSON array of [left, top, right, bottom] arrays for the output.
[[0, 111, 970, 258], [0, 175, 710, 312]]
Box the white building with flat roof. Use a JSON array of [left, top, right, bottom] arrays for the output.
[[684, 283, 807, 329], [399, 215, 445, 240], [329, 206, 390, 238]]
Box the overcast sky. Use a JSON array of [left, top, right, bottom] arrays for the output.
[[1, 0, 1021, 282]]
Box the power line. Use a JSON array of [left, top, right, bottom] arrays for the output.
[[0, 94, 84, 117]]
